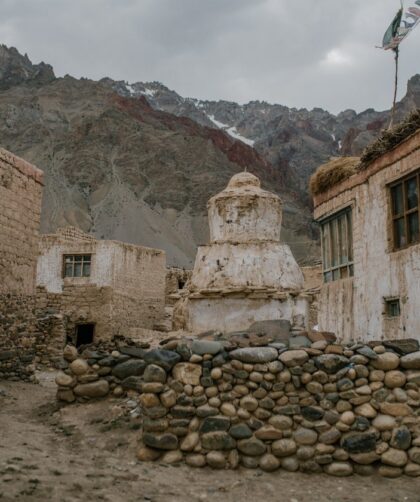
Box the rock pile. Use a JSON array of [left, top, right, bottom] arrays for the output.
[[56, 332, 420, 477]]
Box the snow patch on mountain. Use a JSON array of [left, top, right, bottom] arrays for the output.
[[207, 114, 255, 147]]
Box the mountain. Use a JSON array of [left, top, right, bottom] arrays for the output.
[[103, 75, 420, 205], [0, 45, 418, 267], [0, 45, 318, 267]]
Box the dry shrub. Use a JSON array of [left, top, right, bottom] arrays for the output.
[[309, 157, 360, 196], [359, 109, 420, 169]]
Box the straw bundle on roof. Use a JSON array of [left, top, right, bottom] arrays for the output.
[[359, 109, 420, 169], [309, 157, 360, 196]]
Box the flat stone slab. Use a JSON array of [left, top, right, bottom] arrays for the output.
[[383, 339, 419, 355], [191, 340, 223, 355], [144, 349, 181, 370], [229, 347, 278, 363]]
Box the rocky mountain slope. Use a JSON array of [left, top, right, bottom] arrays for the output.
[[104, 75, 420, 207], [0, 45, 418, 267], [0, 45, 319, 267]]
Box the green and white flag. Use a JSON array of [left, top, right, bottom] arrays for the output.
[[382, 1, 420, 50]]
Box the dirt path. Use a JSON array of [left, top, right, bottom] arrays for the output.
[[1, 375, 420, 502]]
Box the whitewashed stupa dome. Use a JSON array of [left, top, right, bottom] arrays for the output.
[[208, 171, 283, 244]]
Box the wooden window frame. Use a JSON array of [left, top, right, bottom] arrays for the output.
[[63, 254, 92, 278], [389, 169, 420, 251], [319, 207, 354, 283], [384, 297, 401, 318]]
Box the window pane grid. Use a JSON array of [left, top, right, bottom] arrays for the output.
[[390, 171, 420, 250], [320, 208, 354, 283], [63, 255, 92, 277]]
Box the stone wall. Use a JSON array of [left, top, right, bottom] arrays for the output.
[[313, 130, 420, 342], [0, 294, 65, 380], [56, 333, 420, 477], [0, 148, 43, 295]]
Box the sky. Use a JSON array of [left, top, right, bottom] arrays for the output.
[[0, 0, 419, 113]]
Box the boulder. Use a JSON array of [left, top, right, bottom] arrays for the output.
[[383, 339, 419, 355], [63, 345, 78, 362], [237, 437, 266, 456], [144, 349, 181, 370], [229, 423, 253, 439], [74, 379, 109, 398], [341, 432, 377, 454], [55, 371, 74, 387], [370, 352, 400, 371], [381, 448, 408, 467], [229, 347, 278, 363], [206, 451, 226, 469], [384, 370, 406, 388], [390, 427, 411, 450], [288, 336, 311, 349], [112, 359, 146, 379], [324, 462, 353, 476], [200, 416, 231, 433], [191, 340, 222, 355], [143, 432, 178, 450], [271, 439, 297, 457], [314, 354, 349, 374], [201, 431, 236, 450], [69, 358, 89, 376], [400, 351, 420, 370], [143, 364, 167, 383], [56, 389, 75, 403], [379, 402, 412, 417], [260, 454, 280, 472], [279, 350, 309, 367], [172, 363, 202, 385]]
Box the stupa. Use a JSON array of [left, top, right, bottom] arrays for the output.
[[182, 171, 309, 333]]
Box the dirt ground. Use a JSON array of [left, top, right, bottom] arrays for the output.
[[1, 373, 420, 502]]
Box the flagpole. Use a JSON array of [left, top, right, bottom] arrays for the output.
[[389, 46, 399, 130]]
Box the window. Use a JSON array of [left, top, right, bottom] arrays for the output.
[[320, 208, 353, 283], [385, 298, 400, 317], [63, 254, 91, 277], [390, 170, 420, 250]]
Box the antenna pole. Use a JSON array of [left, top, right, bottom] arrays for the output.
[[389, 46, 399, 129]]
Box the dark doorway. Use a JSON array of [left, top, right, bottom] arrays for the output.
[[75, 323, 95, 347]]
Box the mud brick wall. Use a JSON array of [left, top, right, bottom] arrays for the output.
[[0, 294, 65, 380], [56, 336, 420, 477], [0, 148, 43, 295]]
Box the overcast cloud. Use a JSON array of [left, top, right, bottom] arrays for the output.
[[0, 0, 418, 113]]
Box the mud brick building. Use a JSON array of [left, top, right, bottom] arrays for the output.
[[0, 148, 63, 379], [36, 227, 166, 345], [312, 117, 420, 342]]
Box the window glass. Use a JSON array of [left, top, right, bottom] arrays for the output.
[[63, 255, 92, 277], [408, 212, 419, 244], [393, 218, 406, 248], [406, 177, 418, 210], [390, 173, 420, 250], [320, 208, 353, 283], [391, 184, 404, 215]]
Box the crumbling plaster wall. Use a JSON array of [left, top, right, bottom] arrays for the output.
[[314, 132, 420, 342], [36, 231, 167, 340], [0, 148, 43, 294]]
